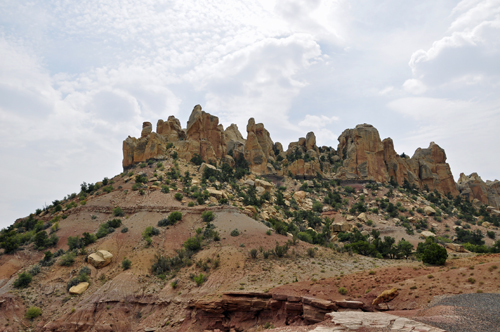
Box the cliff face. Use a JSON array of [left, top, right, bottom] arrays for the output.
[[122, 106, 497, 199]]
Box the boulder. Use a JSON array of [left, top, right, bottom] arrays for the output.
[[420, 231, 436, 239], [331, 222, 352, 233], [357, 213, 368, 223], [207, 188, 223, 199], [88, 250, 113, 268], [69, 282, 89, 295], [293, 191, 307, 203], [424, 206, 436, 216], [199, 162, 217, 174], [255, 179, 273, 192], [372, 288, 398, 305], [445, 243, 466, 252]]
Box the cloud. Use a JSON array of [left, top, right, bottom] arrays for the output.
[[409, 0, 500, 87], [387, 96, 500, 179], [189, 33, 322, 142], [402, 79, 427, 95]]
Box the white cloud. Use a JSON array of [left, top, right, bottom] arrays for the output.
[[402, 79, 427, 95]]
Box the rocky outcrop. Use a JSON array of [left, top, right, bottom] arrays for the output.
[[244, 118, 276, 174], [285, 132, 323, 178], [458, 173, 500, 208], [192, 291, 357, 330], [156, 116, 186, 141], [336, 124, 459, 195], [122, 105, 227, 168]]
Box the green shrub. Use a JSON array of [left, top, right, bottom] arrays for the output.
[[188, 201, 195, 207], [230, 229, 240, 237], [25, 306, 42, 320], [161, 185, 170, 193], [174, 193, 183, 201], [14, 272, 32, 288], [417, 237, 447, 265], [122, 258, 131, 270], [113, 206, 124, 217], [202, 211, 214, 222], [307, 247, 316, 258], [59, 252, 77, 266], [338, 287, 347, 295], [193, 273, 205, 286], [143, 226, 160, 238], [121, 227, 128, 233], [487, 231, 496, 239], [183, 237, 201, 251], [250, 249, 258, 259], [266, 230, 272, 236], [29, 265, 41, 276]]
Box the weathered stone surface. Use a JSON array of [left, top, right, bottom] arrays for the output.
[[88, 250, 113, 268], [141, 122, 153, 138], [458, 173, 500, 208], [372, 288, 398, 305], [326, 312, 446, 331], [185, 105, 227, 162], [335, 300, 364, 309], [207, 188, 223, 199], [225, 124, 246, 155], [336, 124, 458, 195], [156, 116, 186, 141], [244, 118, 275, 174], [69, 282, 89, 295]]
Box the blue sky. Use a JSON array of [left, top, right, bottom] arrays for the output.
[[1, 0, 499, 229]]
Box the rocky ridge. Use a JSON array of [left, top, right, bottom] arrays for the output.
[[123, 106, 499, 206]]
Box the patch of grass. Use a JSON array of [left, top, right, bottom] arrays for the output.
[[338, 287, 348, 295]]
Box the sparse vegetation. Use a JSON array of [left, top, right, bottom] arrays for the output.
[[25, 306, 42, 320]]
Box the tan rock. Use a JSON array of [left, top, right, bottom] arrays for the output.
[[331, 222, 352, 232], [207, 188, 223, 199], [372, 288, 398, 305], [357, 213, 368, 223], [420, 231, 436, 239], [424, 206, 436, 216], [293, 191, 307, 203], [69, 282, 89, 295], [88, 250, 113, 268], [244, 118, 275, 174], [254, 179, 273, 192], [445, 243, 466, 252], [224, 124, 246, 154], [156, 116, 186, 141]]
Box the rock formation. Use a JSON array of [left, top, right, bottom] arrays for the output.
[[121, 106, 498, 200], [244, 118, 276, 174], [285, 132, 323, 178], [457, 173, 500, 208], [335, 124, 459, 195]]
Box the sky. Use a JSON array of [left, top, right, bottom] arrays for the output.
[[0, 0, 499, 229]]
